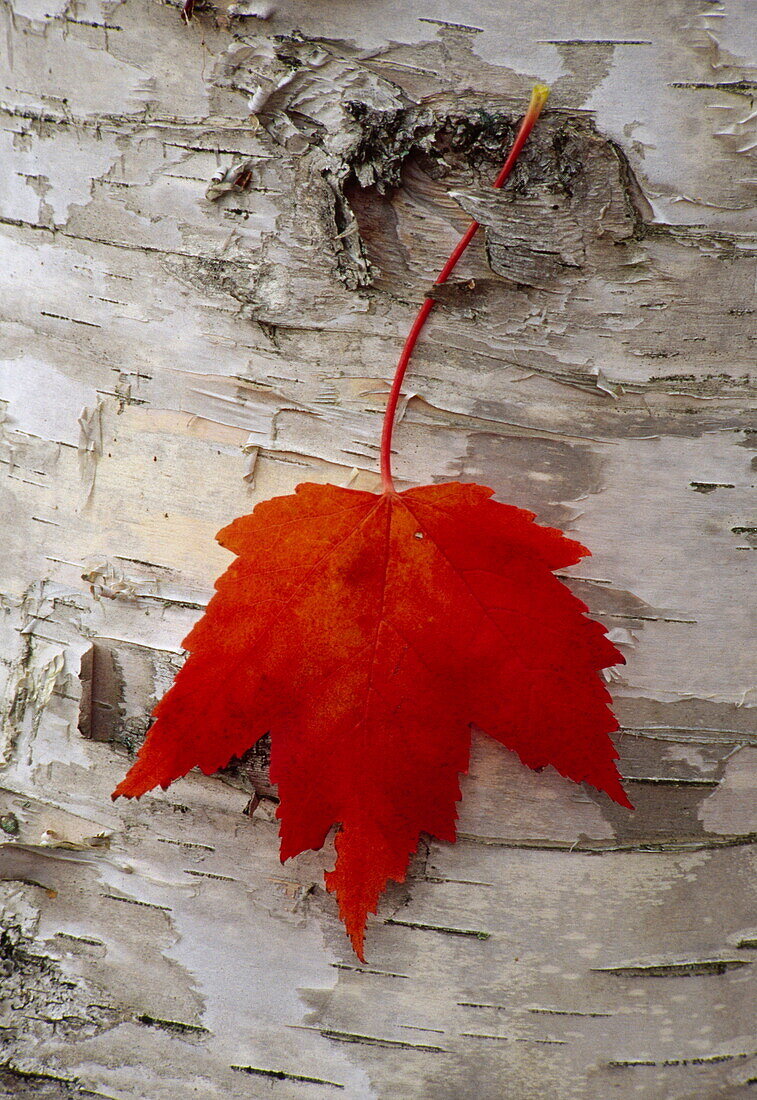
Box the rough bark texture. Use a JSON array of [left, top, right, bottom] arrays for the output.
[[1, 0, 755, 1097]]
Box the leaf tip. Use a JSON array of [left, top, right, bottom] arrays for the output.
[[111, 755, 165, 801], [614, 787, 635, 811], [111, 776, 142, 801], [602, 771, 634, 811], [349, 926, 367, 964]]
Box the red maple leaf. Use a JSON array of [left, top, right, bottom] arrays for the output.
[[114, 481, 629, 958], [112, 86, 632, 960]]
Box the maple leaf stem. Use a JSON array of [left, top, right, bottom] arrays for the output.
[[379, 83, 550, 493]]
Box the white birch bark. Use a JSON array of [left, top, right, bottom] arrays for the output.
[[0, 0, 755, 1097]]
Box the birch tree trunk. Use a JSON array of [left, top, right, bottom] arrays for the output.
[[1, 0, 755, 1097]]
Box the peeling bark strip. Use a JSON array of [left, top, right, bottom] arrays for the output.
[[231, 1063, 346, 1088], [0, 0, 755, 1096]]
